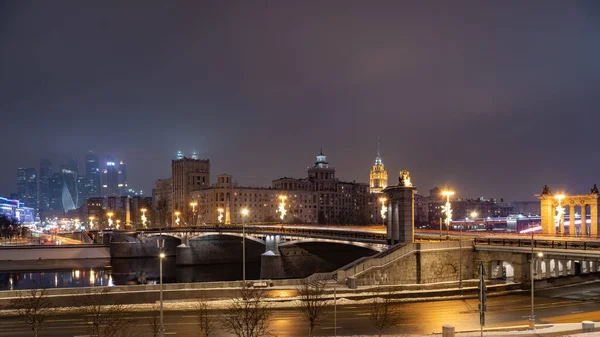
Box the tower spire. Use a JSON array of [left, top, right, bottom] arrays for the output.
[[377, 137, 380, 158]]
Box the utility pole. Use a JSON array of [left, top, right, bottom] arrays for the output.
[[158, 231, 165, 337], [459, 227, 463, 288], [478, 261, 487, 337]]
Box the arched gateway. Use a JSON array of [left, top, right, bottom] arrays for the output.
[[538, 184, 599, 235]]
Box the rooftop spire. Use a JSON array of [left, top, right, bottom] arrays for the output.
[[374, 137, 383, 165], [377, 137, 380, 158]]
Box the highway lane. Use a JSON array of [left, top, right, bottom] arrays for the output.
[[1, 283, 599, 336]]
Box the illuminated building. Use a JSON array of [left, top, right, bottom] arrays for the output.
[[0, 196, 34, 223], [85, 151, 101, 198], [16, 167, 37, 210], [272, 151, 375, 225], [38, 159, 52, 213], [171, 152, 210, 223], [191, 174, 316, 224], [61, 168, 79, 212], [118, 161, 128, 195], [102, 156, 119, 197], [152, 178, 172, 226], [369, 140, 388, 194], [49, 173, 63, 212]]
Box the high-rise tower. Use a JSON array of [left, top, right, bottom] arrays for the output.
[[369, 139, 388, 193], [39, 159, 52, 213], [85, 152, 101, 198], [102, 156, 119, 197]]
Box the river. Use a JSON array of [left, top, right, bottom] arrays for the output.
[[0, 258, 261, 291]]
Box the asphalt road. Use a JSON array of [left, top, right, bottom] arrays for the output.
[[1, 282, 600, 337]]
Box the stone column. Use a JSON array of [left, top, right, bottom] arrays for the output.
[[392, 201, 400, 244], [590, 201, 598, 236], [569, 206, 575, 235], [559, 205, 565, 234], [536, 259, 543, 279], [386, 202, 393, 245], [539, 195, 555, 234], [581, 205, 588, 236]]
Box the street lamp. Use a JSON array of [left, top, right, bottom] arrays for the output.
[[107, 212, 114, 229], [441, 190, 455, 238], [278, 195, 287, 223], [159, 251, 166, 336], [88, 216, 95, 230], [115, 219, 121, 230], [530, 249, 544, 329], [141, 208, 147, 229], [174, 211, 181, 226], [217, 208, 224, 224], [241, 208, 249, 283], [189, 202, 198, 227], [379, 197, 387, 227], [554, 194, 565, 235]]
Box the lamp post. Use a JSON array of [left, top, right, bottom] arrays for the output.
[[174, 211, 181, 227], [241, 208, 249, 283], [217, 208, 224, 225], [159, 249, 166, 336], [278, 195, 287, 223], [141, 208, 147, 229], [189, 202, 198, 226], [88, 216, 95, 230], [554, 194, 565, 236], [115, 219, 121, 230], [441, 190, 455, 239], [529, 235, 543, 330], [379, 197, 387, 227], [107, 212, 114, 229]]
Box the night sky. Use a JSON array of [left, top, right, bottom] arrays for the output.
[[2, 1, 600, 201]]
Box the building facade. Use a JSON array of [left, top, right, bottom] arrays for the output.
[[272, 152, 376, 225], [369, 145, 388, 194], [171, 156, 210, 217], [0, 196, 35, 223], [152, 177, 173, 226], [191, 174, 317, 225]]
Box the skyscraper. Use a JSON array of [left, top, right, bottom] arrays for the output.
[[61, 168, 79, 211], [49, 172, 63, 212], [102, 156, 119, 197], [369, 140, 388, 194], [39, 159, 52, 213], [85, 152, 101, 198], [16, 167, 37, 209], [118, 160, 127, 195]]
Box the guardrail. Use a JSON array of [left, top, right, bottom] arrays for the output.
[[474, 237, 600, 251]]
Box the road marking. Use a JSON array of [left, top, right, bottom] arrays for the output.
[[572, 310, 584, 314], [355, 313, 370, 316], [165, 333, 177, 335], [321, 326, 342, 329]]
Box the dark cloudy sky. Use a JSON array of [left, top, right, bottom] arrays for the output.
[[2, 1, 600, 201]]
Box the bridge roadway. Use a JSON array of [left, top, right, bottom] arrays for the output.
[[115, 224, 600, 250]]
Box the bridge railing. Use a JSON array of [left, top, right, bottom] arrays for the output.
[[474, 237, 600, 251]]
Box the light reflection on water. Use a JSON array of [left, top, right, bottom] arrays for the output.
[[0, 258, 261, 290]]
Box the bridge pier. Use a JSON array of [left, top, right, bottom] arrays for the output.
[[384, 170, 416, 246]]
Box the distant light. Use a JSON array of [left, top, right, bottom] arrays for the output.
[[107, 162, 115, 166]]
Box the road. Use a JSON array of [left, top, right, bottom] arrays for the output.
[[1, 282, 600, 336]]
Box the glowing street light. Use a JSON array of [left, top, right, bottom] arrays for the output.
[[190, 202, 198, 226], [241, 208, 249, 283], [89, 216, 95, 230], [140, 208, 148, 229], [158, 248, 166, 336], [441, 190, 455, 238], [554, 194, 566, 235], [115, 219, 121, 230], [107, 212, 114, 228], [470, 211, 478, 219], [278, 195, 288, 222], [379, 197, 387, 227], [217, 208, 224, 224], [174, 211, 181, 226]]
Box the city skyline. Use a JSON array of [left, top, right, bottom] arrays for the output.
[[2, 1, 600, 201]]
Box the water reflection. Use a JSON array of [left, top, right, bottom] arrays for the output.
[[0, 258, 261, 291]]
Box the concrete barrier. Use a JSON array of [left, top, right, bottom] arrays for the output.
[[442, 325, 455, 337], [0, 245, 109, 261], [582, 321, 595, 332]]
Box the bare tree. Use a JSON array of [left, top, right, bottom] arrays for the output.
[[369, 286, 400, 337], [148, 303, 161, 337], [297, 279, 329, 336], [157, 198, 169, 228], [80, 288, 138, 337], [195, 297, 216, 337], [223, 284, 273, 337], [11, 287, 51, 337]]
